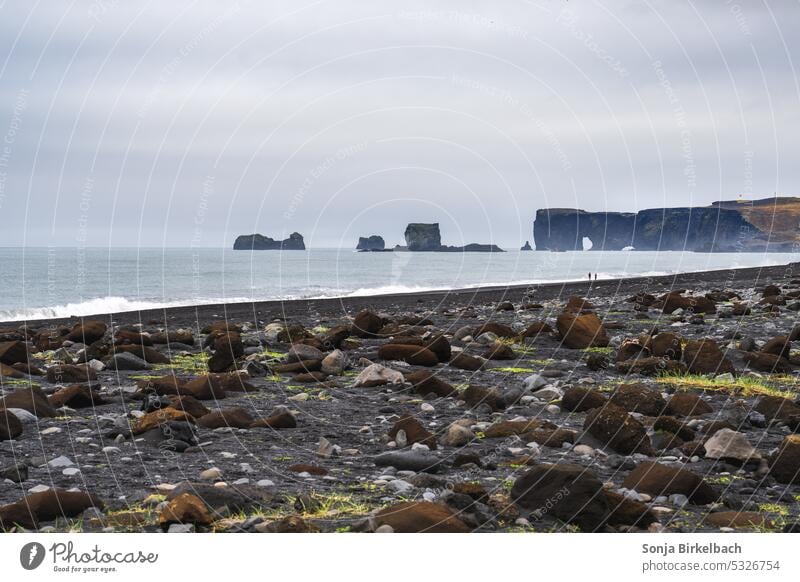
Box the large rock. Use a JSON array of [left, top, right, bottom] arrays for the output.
[[405, 370, 457, 398], [0, 489, 104, 529], [353, 364, 404, 387], [622, 461, 718, 504], [609, 383, 666, 416], [0, 410, 23, 441], [233, 232, 305, 250], [561, 386, 607, 412], [46, 363, 97, 383], [556, 312, 609, 349], [666, 393, 713, 416], [351, 310, 385, 338], [158, 493, 212, 529], [769, 434, 800, 484], [378, 344, 439, 367], [404, 223, 442, 251], [682, 339, 735, 375], [388, 414, 437, 449], [374, 450, 443, 473], [583, 403, 653, 455], [372, 501, 470, 532], [66, 320, 107, 344], [703, 428, 758, 463], [356, 235, 385, 251], [0, 341, 28, 365], [197, 407, 254, 429], [48, 384, 106, 408], [511, 463, 609, 531], [0, 386, 57, 418], [755, 395, 800, 421]]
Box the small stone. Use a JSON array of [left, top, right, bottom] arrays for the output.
[[199, 467, 223, 481], [256, 479, 275, 488], [41, 427, 62, 435], [47, 455, 74, 468], [62, 467, 81, 476], [167, 523, 195, 533], [420, 403, 435, 413]]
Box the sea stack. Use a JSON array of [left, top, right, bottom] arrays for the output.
[[233, 232, 306, 250], [404, 223, 442, 251], [356, 235, 385, 251], [521, 241, 533, 251]]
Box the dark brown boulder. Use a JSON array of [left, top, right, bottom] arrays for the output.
[[136, 375, 186, 396], [511, 463, 609, 531], [666, 392, 713, 416], [682, 339, 735, 375], [115, 344, 171, 365], [378, 344, 439, 367], [48, 384, 106, 408], [0, 386, 57, 418], [404, 370, 457, 398], [761, 335, 792, 359], [565, 296, 595, 312], [352, 310, 385, 338], [603, 490, 657, 528], [388, 414, 437, 449], [609, 383, 666, 416], [132, 408, 195, 434], [622, 461, 718, 504], [0, 489, 104, 529], [0, 341, 28, 365], [561, 386, 607, 412], [182, 375, 228, 400], [743, 351, 793, 373], [166, 395, 210, 418], [473, 322, 517, 339], [556, 312, 609, 349], [45, 364, 97, 384], [483, 343, 516, 360], [653, 416, 697, 441], [66, 320, 108, 344], [158, 493, 212, 529], [114, 329, 153, 346], [373, 501, 470, 533], [658, 292, 716, 314], [755, 395, 800, 421], [197, 407, 255, 429], [645, 332, 682, 359], [150, 330, 195, 346], [250, 409, 297, 429], [0, 410, 23, 441], [769, 434, 800, 484], [484, 419, 552, 438], [520, 321, 553, 338], [462, 384, 504, 411], [448, 352, 483, 371], [0, 362, 24, 379], [584, 403, 653, 455], [206, 332, 243, 373]]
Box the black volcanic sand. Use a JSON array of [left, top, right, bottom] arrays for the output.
[[2, 261, 800, 533]]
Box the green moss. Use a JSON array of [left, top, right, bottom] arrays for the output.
[[491, 367, 535, 374], [655, 373, 798, 398], [582, 346, 613, 355]]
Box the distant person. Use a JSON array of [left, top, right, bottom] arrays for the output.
[[594, 273, 598, 281]]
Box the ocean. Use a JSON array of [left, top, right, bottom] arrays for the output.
[[1, 247, 798, 322]]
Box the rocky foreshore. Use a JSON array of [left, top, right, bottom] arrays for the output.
[[2, 262, 800, 533]]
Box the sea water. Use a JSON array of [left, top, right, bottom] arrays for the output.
[[1, 247, 798, 321]]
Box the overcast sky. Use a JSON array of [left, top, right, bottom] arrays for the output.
[[0, 0, 797, 248]]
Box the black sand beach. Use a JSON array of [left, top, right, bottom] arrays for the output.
[[2, 261, 800, 533]]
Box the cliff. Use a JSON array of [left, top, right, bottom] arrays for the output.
[[233, 232, 305, 250], [533, 197, 800, 252], [356, 235, 385, 251], [403, 223, 504, 252]]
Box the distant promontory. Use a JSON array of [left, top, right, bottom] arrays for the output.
[[533, 197, 800, 252], [233, 232, 305, 250]]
